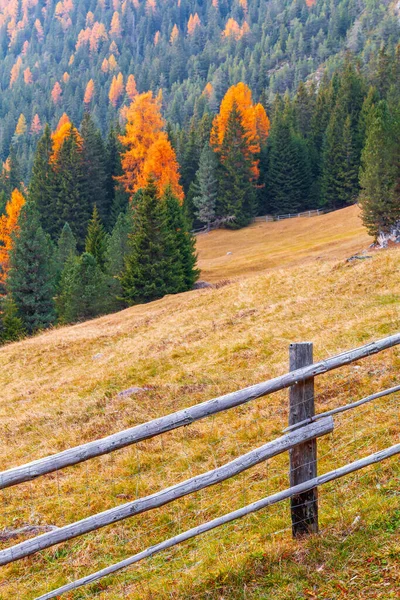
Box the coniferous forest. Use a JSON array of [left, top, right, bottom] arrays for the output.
[[0, 0, 400, 343]]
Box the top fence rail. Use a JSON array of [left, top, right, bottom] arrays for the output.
[[1, 333, 400, 491]]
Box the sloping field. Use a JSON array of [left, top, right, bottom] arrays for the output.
[[1, 208, 399, 599], [196, 205, 371, 281]]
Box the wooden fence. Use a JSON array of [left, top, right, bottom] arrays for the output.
[[1, 333, 400, 599]]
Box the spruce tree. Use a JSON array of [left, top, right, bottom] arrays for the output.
[[106, 127, 130, 228], [217, 101, 256, 228], [8, 202, 56, 333], [164, 187, 199, 290], [57, 253, 109, 323], [81, 113, 109, 226], [54, 128, 89, 248], [0, 296, 25, 344], [193, 143, 218, 230], [85, 205, 109, 270], [57, 222, 77, 267], [120, 179, 183, 305], [28, 125, 56, 237], [105, 209, 133, 310], [359, 100, 400, 238]]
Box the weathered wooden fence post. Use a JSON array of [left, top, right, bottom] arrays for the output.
[[289, 342, 318, 537]]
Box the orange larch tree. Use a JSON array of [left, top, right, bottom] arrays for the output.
[[211, 82, 270, 179], [14, 114, 27, 137], [110, 11, 122, 37], [0, 189, 26, 284], [51, 81, 62, 104], [30, 114, 42, 135], [119, 91, 183, 201], [84, 79, 95, 104], [187, 13, 200, 35], [126, 74, 137, 100], [23, 67, 33, 84], [170, 24, 179, 44], [109, 72, 124, 106]]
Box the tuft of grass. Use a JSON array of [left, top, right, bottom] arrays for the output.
[[0, 206, 399, 599]]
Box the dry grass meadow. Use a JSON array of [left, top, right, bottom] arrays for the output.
[[1, 205, 400, 599]]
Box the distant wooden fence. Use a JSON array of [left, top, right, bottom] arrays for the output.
[[254, 207, 336, 222], [1, 333, 400, 599]]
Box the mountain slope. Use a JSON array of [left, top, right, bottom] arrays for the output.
[[1, 210, 399, 598]]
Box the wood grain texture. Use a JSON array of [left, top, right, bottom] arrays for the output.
[[0, 417, 334, 566], [1, 333, 399, 491]]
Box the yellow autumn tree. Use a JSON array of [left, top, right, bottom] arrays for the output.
[[126, 74, 137, 100], [119, 91, 183, 201], [84, 79, 95, 104], [0, 189, 25, 284], [51, 114, 82, 160], [14, 114, 27, 137], [109, 72, 124, 106], [211, 82, 270, 179], [170, 24, 179, 44]]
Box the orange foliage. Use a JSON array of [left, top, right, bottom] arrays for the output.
[[109, 53, 118, 70], [101, 57, 109, 72], [119, 91, 183, 201], [110, 11, 122, 37], [63, 71, 70, 83], [109, 72, 124, 106], [109, 40, 119, 54], [239, 0, 248, 13], [0, 189, 26, 284], [10, 56, 22, 87], [202, 82, 213, 98], [21, 40, 29, 55], [15, 114, 27, 136], [55, 0, 73, 30], [51, 81, 62, 104], [187, 12, 200, 35], [145, 0, 156, 14], [306, 0, 316, 5], [86, 10, 94, 26], [51, 116, 82, 161], [113, 0, 120, 9], [68, 54, 74, 65], [34, 18, 44, 41], [84, 79, 95, 104], [212, 0, 219, 7], [223, 17, 240, 39], [30, 114, 42, 135], [170, 23, 179, 43], [126, 74, 138, 100], [211, 82, 270, 179], [23, 67, 33, 84], [241, 21, 250, 36], [154, 30, 160, 45]]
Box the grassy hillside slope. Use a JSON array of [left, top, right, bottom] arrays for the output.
[[1, 207, 400, 599]]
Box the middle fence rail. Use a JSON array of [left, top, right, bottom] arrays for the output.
[[1, 332, 400, 599]]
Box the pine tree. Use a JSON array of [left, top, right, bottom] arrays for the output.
[[57, 222, 77, 266], [29, 125, 56, 236], [85, 205, 109, 270], [106, 127, 130, 228], [8, 202, 56, 333], [164, 187, 199, 290], [359, 100, 400, 238], [57, 253, 109, 323], [217, 101, 256, 227], [193, 143, 218, 230], [120, 179, 184, 305], [105, 209, 133, 310]]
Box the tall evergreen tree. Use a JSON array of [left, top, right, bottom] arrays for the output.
[[8, 202, 56, 333], [57, 222, 77, 267], [105, 209, 133, 310], [359, 100, 400, 238], [193, 143, 218, 229], [28, 125, 55, 236], [0, 296, 25, 344], [164, 187, 199, 290], [105, 127, 130, 228], [85, 205, 109, 270], [81, 113, 109, 226], [54, 128, 89, 248], [120, 179, 184, 305], [217, 101, 256, 227]]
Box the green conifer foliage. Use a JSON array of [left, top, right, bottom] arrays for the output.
[[105, 209, 133, 310], [217, 101, 256, 228], [106, 127, 130, 229], [0, 296, 25, 344], [81, 113, 109, 226], [29, 125, 56, 237], [8, 202, 56, 333], [164, 187, 199, 290], [57, 222, 77, 267], [85, 205, 109, 270], [120, 179, 184, 305], [193, 143, 218, 230], [359, 100, 400, 238], [57, 253, 109, 323]]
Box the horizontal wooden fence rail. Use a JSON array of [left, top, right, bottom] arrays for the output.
[[36, 441, 400, 600], [0, 417, 333, 566], [2, 333, 400, 491], [283, 383, 400, 433]]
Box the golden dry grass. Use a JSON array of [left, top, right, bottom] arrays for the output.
[[196, 204, 371, 281], [0, 207, 399, 599]]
